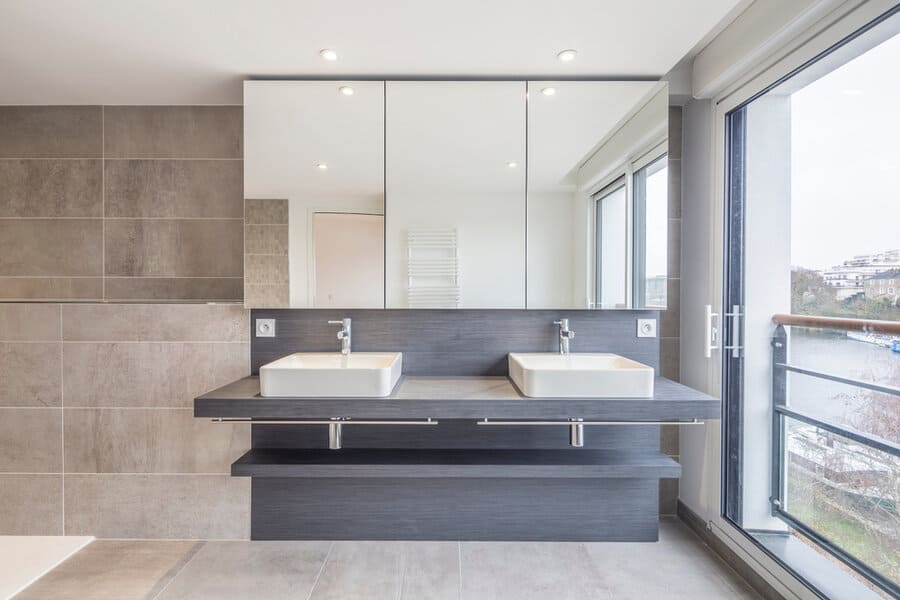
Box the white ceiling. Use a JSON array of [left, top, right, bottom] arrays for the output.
[[0, 0, 745, 105]]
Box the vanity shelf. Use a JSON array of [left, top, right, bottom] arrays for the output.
[[195, 375, 720, 421], [231, 448, 682, 479]]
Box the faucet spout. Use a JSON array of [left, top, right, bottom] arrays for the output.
[[554, 319, 575, 355], [327, 318, 352, 355]]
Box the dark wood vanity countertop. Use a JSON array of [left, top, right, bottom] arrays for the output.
[[194, 375, 720, 420]]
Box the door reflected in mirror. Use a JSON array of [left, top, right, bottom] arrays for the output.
[[243, 80, 385, 308]]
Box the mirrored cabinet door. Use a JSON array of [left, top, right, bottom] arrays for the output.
[[385, 81, 526, 309], [526, 81, 668, 309], [243, 80, 385, 308]]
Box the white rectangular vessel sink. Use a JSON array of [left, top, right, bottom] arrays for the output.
[[259, 352, 402, 397], [508, 353, 654, 398]]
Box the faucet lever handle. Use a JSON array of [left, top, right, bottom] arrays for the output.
[[327, 320, 343, 325]]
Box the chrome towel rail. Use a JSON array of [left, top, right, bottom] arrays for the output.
[[475, 418, 704, 447], [211, 417, 439, 450], [475, 419, 704, 426], [210, 418, 439, 425]]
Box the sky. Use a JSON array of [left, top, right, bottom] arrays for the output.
[[789, 27, 900, 271]]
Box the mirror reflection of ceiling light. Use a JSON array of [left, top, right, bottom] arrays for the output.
[[506, 161, 518, 168], [319, 49, 338, 61], [556, 49, 577, 62], [339, 86, 355, 96], [316, 163, 328, 170], [541, 87, 557, 96]]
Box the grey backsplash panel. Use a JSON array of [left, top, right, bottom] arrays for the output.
[[250, 309, 660, 376]]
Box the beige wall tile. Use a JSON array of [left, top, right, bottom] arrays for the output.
[[668, 159, 682, 219], [660, 337, 680, 381], [0, 277, 103, 301], [14, 540, 200, 600], [0, 474, 63, 534], [245, 224, 288, 255], [105, 159, 243, 218], [103, 277, 243, 302], [245, 199, 288, 225], [667, 218, 681, 279], [0, 159, 102, 217], [660, 426, 680, 456], [64, 474, 250, 538], [0, 408, 62, 471], [64, 408, 249, 474], [668, 106, 683, 161], [104, 106, 242, 159], [62, 303, 248, 342], [660, 278, 680, 339], [244, 254, 289, 285], [244, 284, 290, 308], [0, 219, 102, 276], [104, 219, 243, 277], [0, 304, 60, 341], [63, 342, 249, 407], [0, 107, 102, 158], [0, 343, 62, 407], [659, 476, 679, 516]]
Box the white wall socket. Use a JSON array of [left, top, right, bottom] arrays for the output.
[[255, 318, 276, 337], [637, 318, 657, 338]]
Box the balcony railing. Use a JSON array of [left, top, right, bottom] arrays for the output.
[[771, 314, 900, 597]]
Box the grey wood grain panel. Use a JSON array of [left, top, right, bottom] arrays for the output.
[[251, 477, 659, 541], [232, 448, 681, 478], [194, 376, 720, 420], [252, 419, 659, 450], [250, 309, 659, 375]]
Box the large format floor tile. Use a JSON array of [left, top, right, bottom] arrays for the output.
[[584, 520, 760, 599], [14, 540, 199, 600], [155, 541, 331, 600], [15, 520, 761, 599], [460, 541, 609, 600]]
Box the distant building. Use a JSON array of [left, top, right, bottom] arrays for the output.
[[864, 269, 900, 301], [822, 249, 900, 300]]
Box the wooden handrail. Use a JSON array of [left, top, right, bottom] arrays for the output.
[[773, 313, 900, 336]]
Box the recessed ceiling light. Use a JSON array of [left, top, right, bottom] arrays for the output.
[[316, 163, 328, 170], [541, 87, 557, 96], [506, 161, 518, 168], [319, 49, 338, 61], [339, 86, 355, 96], [556, 49, 578, 62]]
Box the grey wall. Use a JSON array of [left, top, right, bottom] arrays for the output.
[[0, 106, 244, 301], [0, 105, 251, 538], [659, 105, 684, 513], [0, 303, 251, 538], [250, 309, 660, 376]]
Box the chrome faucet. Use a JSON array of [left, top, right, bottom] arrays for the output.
[[554, 319, 575, 355], [327, 318, 352, 355]]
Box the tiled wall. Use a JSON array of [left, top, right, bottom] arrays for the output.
[[659, 105, 684, 515], [0, 106, 244, 302], [0, 303, 251, 538], [244, 199, 290, 307]]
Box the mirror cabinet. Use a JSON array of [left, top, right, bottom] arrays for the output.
[[243, 80, 668, 310]]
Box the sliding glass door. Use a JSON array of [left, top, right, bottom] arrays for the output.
[[722, 7, 900, 596]]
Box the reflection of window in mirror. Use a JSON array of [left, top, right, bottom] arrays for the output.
[[594, 179, 627, 309], [633, 155, 668, 309], [312, 212, 384, 308]]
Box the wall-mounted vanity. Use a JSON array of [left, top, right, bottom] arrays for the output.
[[195, 79, 717, 543]]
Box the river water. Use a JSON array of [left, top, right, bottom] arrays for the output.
[[787, 328, 899, 437]]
